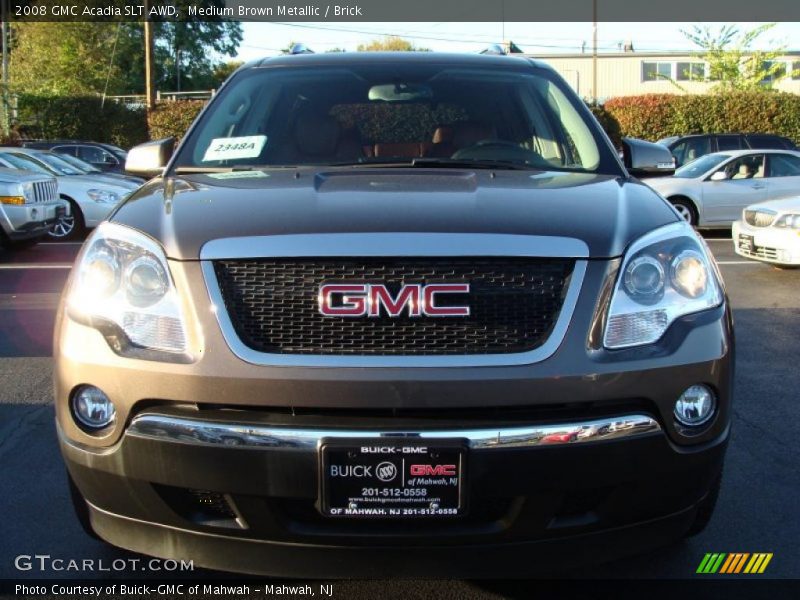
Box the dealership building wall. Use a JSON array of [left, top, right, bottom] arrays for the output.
[[525, 52, 800, 101]]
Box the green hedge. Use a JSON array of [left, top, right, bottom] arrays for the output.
[[599, 92, 800, 144], [17, 95, 148, 149], [148, 100, 207, 142]]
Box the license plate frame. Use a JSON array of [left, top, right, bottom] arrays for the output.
[[319, 438, 467, 519], [739, 234, 754, 252]]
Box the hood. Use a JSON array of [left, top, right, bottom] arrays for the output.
[[0, 167, 52, 184], [746, 195, 800, 214], [90, 171, 145, 188], [57, 173, 132, 191], [112, 168, 679, 260]]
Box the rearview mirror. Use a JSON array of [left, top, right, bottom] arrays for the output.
[[125, 137, 175, 178], [620, 137, 676, 178], [710, 171, 728, 181], [368, 83, 433, 102]]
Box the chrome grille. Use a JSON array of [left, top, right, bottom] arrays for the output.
[[213, 258, 575, 356], [744, 209, 776, 228], [737, 245, 780, 261], [28, 179, 58, 204]]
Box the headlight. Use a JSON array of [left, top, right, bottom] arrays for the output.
[[67, 222, 188, 358], [603, 222, 723, 349], [87, 189, 120, 204], [774, 213, 800, 229], [22, 182, 34, 202]]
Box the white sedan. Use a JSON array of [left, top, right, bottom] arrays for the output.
[[643, 149, 800, 227], [733, 197, 800, 266]]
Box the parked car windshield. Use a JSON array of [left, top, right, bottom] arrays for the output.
[[173, 63, 617, 174], [28, 151, 83, 176], [0, 152, 55, 175], [55, 153, 102, 173], [674, 153, 730, 178]]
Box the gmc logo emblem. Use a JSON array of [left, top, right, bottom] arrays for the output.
[[409, 464, 457, 476], [318, 283, 470, 318]]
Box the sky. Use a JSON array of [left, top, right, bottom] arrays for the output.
[[234, 22, 800, 61]]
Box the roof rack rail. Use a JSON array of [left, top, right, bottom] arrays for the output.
[[479, 44, 507, 56], [289, 43, 314, 55]]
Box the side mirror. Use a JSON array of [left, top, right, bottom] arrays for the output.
[[709, 171, 728, 181], [125, 137, 175, 178], [620, 137, 676, 178]]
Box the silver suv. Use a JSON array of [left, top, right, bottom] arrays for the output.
[[0, 167, 65, 248]]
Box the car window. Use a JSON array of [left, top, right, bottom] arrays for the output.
[[673, 153, 728, 178], [173, 64, 615, 174], [717, 154, 765, 180], [78, 146, 118, 164], [767, 153, 800, 177], [746, 135, 789, 150], [671, 137, 711, 165], [52, 145, 79, 157], [716, 136, 742, 151]]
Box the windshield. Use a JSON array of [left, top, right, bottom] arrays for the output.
[[30, 152, 83, 175], [0, 152, 55, 175], [674, 153, 730, 178], [173, 63, 617, 174], [56, 153, 100, 173]]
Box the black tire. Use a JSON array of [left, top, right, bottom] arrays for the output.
[[47, 198, 84, 241], [67, 472, 101, 540], [684, 467, 722, 537], [669, 197, 698, 226]]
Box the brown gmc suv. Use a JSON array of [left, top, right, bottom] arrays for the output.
[[56, 50, 733, 577]]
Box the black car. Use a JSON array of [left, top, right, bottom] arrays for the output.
[[23, 140, 128, 173], [658, 133, 797, 167], [57, 50, 732, 577]]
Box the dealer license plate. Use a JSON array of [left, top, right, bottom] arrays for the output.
[[320, 439, 466, 518]]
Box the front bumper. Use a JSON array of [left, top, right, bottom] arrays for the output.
[[61, 411, 728, 577], [1, 201, 68, 240], [733, 219, 800, 265]]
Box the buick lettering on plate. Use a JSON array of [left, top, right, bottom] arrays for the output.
[[321, 440, 466, 518]]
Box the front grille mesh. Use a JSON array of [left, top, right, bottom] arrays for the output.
[[745, 209, 776, 228], [213, 258, 574, 356]]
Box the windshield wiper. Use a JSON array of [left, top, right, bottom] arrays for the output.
[[409, 158, 538, 171]]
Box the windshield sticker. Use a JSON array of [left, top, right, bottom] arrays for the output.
[[206, 171, 270, 180], [202, 136, 267, 162]]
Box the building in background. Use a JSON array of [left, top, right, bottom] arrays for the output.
[[527, 51, 800, 100]]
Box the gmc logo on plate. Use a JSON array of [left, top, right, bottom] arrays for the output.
[[409, 464, 458, 476], [318, 283, 470, 318]]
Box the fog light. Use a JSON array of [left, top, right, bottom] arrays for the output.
[[72, 386, 116, 430], [674, 385, 716, 427]]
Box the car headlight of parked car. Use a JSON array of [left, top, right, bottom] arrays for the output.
[[87, 189, 121, 204], [604, 222, 723, 349], [67, 222, 188, 357], [773, 214, 800, 230]]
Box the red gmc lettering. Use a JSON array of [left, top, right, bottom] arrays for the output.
[[409, 464, 457, 476], [319, 283, 469, 318]]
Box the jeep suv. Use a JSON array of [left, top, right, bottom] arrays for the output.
[[56, 52, 732, 577]]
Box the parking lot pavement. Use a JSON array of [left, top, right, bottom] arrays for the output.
[[1, 234, 798, 590]]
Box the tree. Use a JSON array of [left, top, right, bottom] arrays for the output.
[[9, 22, 126, 95], [357, 36, 429, 52], [681, 24, 792, 91]]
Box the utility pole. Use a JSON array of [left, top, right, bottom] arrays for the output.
[[144, 0, 155, 111], [592, 0, 598, 103], [1, 0, 9, 136]]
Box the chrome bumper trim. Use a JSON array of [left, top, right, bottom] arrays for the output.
[[127, 413, 661, 451]]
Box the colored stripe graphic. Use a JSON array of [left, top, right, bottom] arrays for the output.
[[700, 553, 773, 574]]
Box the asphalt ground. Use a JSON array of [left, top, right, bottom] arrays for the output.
[[0, 233, 798, 596]]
